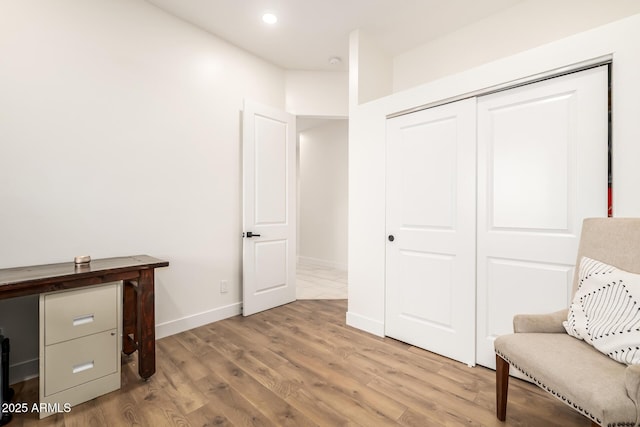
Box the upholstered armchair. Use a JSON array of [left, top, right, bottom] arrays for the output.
[[494, 218, 640, 427]]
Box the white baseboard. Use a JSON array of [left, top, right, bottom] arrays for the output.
[[9, 357, 39, 385], [155, 302, 242, 339], [346, 311, 384, 337], [297, 256, 347, 271]]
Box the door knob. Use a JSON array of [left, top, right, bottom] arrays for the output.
[[245, 231, 261, 238], [388, 235, 395, 242]]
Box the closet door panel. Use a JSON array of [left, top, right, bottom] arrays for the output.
[[386, 98, 477, 366], [476, 66, 608, 368], [485, 258, 573, 337], [398, 119, 457, 228], [490, 93, 571, 230]]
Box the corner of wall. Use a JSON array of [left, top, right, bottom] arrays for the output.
[[348, 29, 393, 107], [346, 311, 385, 337]]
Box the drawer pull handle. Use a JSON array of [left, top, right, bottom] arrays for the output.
[[72, 360, 93, 374], [72, 361, 94, 374], [72, 314, 94, 326]]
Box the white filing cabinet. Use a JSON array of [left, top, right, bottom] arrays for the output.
[[38, 282, 122, 418]]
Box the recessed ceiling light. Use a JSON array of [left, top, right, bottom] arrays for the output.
[[262, 13, 278, 25]]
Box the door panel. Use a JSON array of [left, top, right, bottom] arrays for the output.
[[476, 66, 608, 368], [385, 98, 477, 366], [490, 92, 572, 230], [243, 100, 296, 316], [399, 251, 455, 329], [254, 240, 288, 293], [399, 119, 457, 228], [485, 258, 573, 337], [255, 114, 288, 224]]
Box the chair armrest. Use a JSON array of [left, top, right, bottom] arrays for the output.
[[625, 364, 640, 419], [513, 309, 568, 333]]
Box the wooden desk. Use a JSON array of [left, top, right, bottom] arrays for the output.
[[0, 255, 169, 380]]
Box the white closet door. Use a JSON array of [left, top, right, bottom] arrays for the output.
[[476, 66, 608, 368], [386, 98, 477, 366]]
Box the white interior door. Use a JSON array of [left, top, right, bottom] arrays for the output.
[[476, 66, 608, 368], [242, 99, 296, 316], [385, 98, 477, 366]]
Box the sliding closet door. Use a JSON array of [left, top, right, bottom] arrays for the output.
[[476, 66, 608, 368], [386, 98, 476, 366]]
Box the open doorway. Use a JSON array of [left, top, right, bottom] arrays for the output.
[[296, 117, 348, 299]]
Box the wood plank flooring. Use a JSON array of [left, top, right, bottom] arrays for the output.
[[7, 300, 590, 426]]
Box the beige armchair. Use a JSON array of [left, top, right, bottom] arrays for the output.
[[494, 218, 640, 427]]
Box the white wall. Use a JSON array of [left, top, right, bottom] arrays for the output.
[[348, 14, 640, 337], [285, 71, 348, 117], [349, 30, 393, 107], [0, 0, 284, 382], [298, 120, 348, 270], [393, 0, 640, 92]]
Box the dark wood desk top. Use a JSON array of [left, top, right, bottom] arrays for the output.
[[0, 255, 169, 300]]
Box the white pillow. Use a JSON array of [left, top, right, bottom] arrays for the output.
[[564, 256, 640, 365]]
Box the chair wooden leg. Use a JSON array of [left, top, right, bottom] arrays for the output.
[[496, 354, 510, 421]]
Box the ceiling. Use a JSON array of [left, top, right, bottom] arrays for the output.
[[145, 0, 524, 71]]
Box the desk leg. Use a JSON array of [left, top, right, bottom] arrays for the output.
[[122, 281, 137, 355], [136, 269, 156, 380]]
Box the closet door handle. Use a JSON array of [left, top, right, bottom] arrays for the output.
[[245, 231, 261, 238], [388, 235, 395, 242]]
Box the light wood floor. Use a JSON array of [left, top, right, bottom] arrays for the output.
[[8, 300, 590, 426]]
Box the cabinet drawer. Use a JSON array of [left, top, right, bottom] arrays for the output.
[[43, 329, 118, 397], [44, 283, 118, 345]]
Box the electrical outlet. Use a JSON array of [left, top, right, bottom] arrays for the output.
[[220, 280, 228, 293]]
